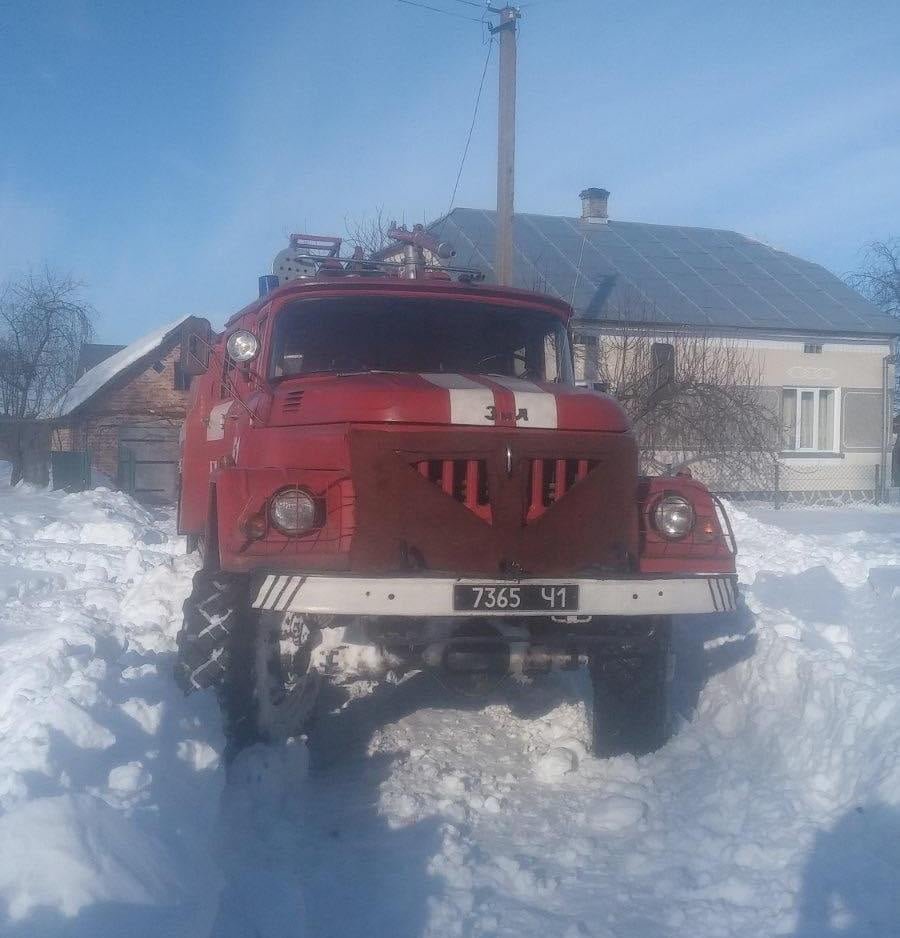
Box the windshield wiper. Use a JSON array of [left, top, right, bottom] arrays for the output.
[[482, 371, 544, 382], [274, 369, 371, 380]]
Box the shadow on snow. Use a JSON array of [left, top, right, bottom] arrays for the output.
[[794, 802, 900, 937]]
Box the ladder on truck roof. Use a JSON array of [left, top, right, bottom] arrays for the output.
[[266, 226, 484, 294]]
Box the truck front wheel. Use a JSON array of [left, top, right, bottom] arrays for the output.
[[217, 610, 322, 756], [175, 569, 245, 692], [176, 572, 321, 756], [588, 616, 673, 758]]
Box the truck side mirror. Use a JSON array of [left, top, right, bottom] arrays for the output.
[[180, 318, 213, 376]]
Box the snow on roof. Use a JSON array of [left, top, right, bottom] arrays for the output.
[[50, 315, 194, 419]]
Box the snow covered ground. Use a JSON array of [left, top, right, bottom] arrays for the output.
[[0, 470, 899, 937]]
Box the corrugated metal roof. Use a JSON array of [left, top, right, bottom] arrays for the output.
[[432, 208, 900, 336]]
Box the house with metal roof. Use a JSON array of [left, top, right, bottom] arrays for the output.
[[424, 191, 899, 500]]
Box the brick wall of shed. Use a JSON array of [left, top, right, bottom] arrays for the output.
[[54, 346, 189, 481]]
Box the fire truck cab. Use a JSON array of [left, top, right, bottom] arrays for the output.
[[175, 230, 737, 757]]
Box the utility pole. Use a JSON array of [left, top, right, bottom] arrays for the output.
[[489, 5, 520, 287]]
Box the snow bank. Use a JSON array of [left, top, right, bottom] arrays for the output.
[[0, 482, 224, 935], [0, 794, 180, 920]]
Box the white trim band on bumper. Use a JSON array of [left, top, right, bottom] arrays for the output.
[[251, 574, 739, 616]]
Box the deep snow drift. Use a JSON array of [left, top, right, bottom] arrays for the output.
[[0, 472, 898, 937]]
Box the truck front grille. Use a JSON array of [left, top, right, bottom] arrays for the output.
[[414, 459, 492, 522], [350, 428, 638, 577], [413, 457, 600, 524], [526, 458, 599, 521]]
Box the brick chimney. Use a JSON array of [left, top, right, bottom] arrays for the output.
[[580, 187, 609, 224]]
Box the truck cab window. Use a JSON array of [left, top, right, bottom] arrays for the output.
[[270, 296, 574, 384]]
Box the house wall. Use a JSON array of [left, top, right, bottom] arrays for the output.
[[758, 338, 891, 493], [758, 337, 891, 495], [573, 325, 895, 497], [754, 339, 887, 387], [53, 346, 189, 485]]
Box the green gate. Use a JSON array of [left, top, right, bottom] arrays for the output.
[[51, 451, 92, 492], [117, 424, 180, 503], [117, 445, 136, 494]]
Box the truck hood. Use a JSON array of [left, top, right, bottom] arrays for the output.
[[266, 372, 630, 433]]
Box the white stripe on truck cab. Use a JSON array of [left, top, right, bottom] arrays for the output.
[[479, 376, 558, 429], [206, 400, 233, 441], [420, 373, 495, 426]]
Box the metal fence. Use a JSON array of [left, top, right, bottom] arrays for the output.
[[770, 461, 885, 507], [662, 456, 888, 509]]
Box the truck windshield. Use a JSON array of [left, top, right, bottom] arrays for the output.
[[270, 296, 573, 383]]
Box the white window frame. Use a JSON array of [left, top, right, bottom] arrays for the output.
[[782, 386, 841, 453]]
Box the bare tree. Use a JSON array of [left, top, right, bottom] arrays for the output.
[[846, 238, 900, 319], [581, 294, 780, 491], [344, 207, 401, 258], [0, 270, 94, 483]]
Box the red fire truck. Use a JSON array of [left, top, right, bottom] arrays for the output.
[[175, 229, 737, 757]]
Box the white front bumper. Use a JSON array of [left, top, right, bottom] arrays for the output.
[[251, 573, 738, 617]]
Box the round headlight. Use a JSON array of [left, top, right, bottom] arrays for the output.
[[226, 330, 259, 363], [653, 495, 695, 540], [270, 488, 317, 534]]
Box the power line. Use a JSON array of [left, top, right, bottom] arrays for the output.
[[447, 37, 495, 215], [444, 0, 488, 8], [570, 235, 587, 306], [395, 0, 484, 23]]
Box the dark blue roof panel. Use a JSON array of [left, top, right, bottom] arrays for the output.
[[433, 208, 899, 336]]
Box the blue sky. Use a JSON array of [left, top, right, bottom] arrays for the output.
[[2, 0, 899, 342]]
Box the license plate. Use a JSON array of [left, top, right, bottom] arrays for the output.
[[453, 584, 579, 612]]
